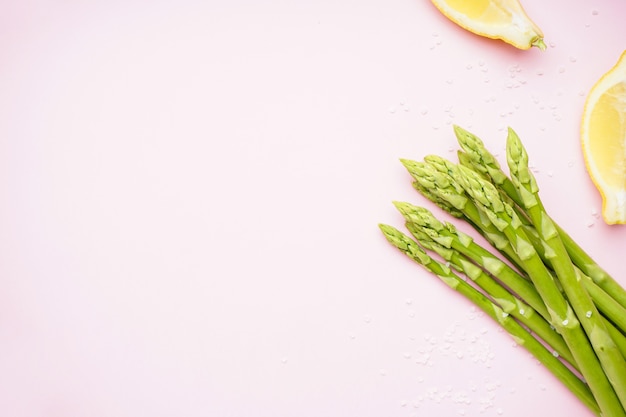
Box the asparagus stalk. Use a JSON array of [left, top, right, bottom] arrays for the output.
[[393, 202, 546, 317], [378, 224, 600, 416], [507, 128, 626, 407], [412, 136, 626, 342], [579, 271, 626, 359], [454, 124, 626, 312], [559, 230, 626, 310], [402, 158, 525, 272], [393, 202, 576, 367], [454, 163, 625, 417], [581, 272, 626, 336]]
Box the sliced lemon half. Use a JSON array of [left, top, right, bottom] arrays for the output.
[[430, 0, 545, 50], [581, 51, 626, 225]]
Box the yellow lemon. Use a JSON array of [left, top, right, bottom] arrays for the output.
[[430, 0, 545, 50], [581, 51, 626, 225]]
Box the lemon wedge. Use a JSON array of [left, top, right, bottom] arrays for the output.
[[429, 0, 545, 50], [581, 51, 626, 225]]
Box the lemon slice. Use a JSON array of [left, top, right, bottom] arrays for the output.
[[581, 51, 626, 225], [430, 0, 545, 50]]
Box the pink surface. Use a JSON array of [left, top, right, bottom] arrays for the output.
[[1, 1, 625, 416]]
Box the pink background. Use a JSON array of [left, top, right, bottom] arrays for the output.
[[1, 0, 625, 416]]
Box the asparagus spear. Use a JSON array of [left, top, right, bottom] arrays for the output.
[[454, 163, 625, 417], [378, 224, 600, 416], [393, 202, 545, 317], [411, 180, 626, 357], [393, 202, 576, 367], [507, 128, 626, 406], [402, 158, 525, 272], [580, 272, 626, 336], [454, 124, 626, 312], [578, 270, 626, 358], [419, 141, 626, 341]]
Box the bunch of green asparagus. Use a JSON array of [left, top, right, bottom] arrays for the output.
[[379, 125, 626, 417]]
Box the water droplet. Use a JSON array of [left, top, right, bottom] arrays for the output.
[[569, 56, 577, 63], [364, 315, 372, 323], [403, 105, 411, 112], [420, 106, 429, 115], [586, 311, 593, 318], [592, 9, 599, 16], [389, 106, 397, 114], [281, 357, 288, 364], [558, 66, 566, 74], [536, 70, 544, 76]]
